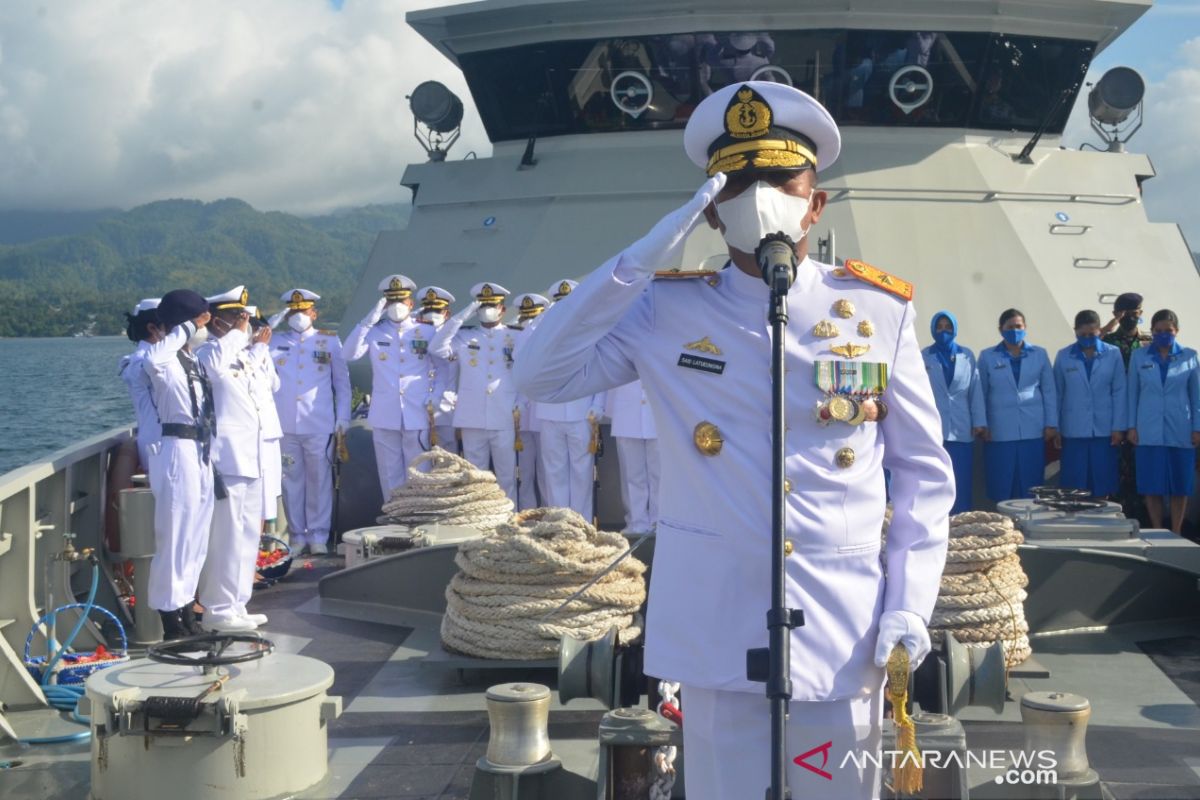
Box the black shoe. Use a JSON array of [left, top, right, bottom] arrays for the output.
[[179, 605, 204, 636], [158, 609, 186, 640]]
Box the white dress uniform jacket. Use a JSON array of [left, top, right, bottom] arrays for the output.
[[120, 340, 161, 471], [514, 257, 953, 700], [513, 323, 547, 510], [343, 317, 442, 432], [246, 341, 284, 515], [608, 380, 660, 533], [430, 321, 519, 430], [270, 328, 351, 435]]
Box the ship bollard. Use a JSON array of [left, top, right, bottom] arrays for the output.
[[470, 683, 562, 800], [1018, 691, 1103, 799], [596, 707, 682, 800]]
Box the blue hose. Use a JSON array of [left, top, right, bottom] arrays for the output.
[[17, 563, 99, 745]]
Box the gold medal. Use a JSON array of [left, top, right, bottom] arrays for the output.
[[848, 401, 869, 426], [827, 395, 856, 422], [833, 299, 855, 319], [857, 320, 875, 338], [812, 320, 839, 339], [693, 421, 724, 456], [836, 447, 856, 468]]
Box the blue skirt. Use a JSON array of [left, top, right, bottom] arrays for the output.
[[1135, 445, 1196, 496], [944, 440, 974, 515], [985, 439, 1045, 502], [1060, 436, 1119, 496]]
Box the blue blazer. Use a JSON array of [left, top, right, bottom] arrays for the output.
[[922, 344, 986, 442], [1128, 344, 1200, 447], [1053, 342, 1127, 438], [978, 342, 1058, 441]]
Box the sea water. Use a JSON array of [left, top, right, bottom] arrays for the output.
[[0, 336, 133, 475]]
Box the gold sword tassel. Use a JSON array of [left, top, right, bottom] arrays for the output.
[[513, 407, 523, 452], [887, 645, 923, 794]]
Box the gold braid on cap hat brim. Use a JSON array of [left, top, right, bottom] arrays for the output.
[[212, 301, 247, 311], [421, 300, 450, 310], [286, 300, 315, 310], [706, 139, 816, 177], [384, 290, 413, 300]]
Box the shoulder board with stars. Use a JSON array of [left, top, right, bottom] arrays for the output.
[[842, 259, 913, 301], [653, 269, 722, 287], [506, 323, 523, 330], [318, 329, 338, 336]]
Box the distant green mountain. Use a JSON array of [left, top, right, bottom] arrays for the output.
[[0, 199, 410, 337]]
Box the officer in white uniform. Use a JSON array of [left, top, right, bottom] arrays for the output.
[[430, 282, 519, 502], [120, 297, 163, 474], [514, 82, 953, 800], [270, 288, 351, 555], [140, 289, 217, 639], [607, 379, 660, 533], [534, 280, 607, 521], [195, 287, 270, 631], [245, 307, 284, 524], [512, 293, 550, 509], [416, 286, 459, 451], [344, 274, 445, 496]]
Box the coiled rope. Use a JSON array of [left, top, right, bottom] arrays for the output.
[[930, 512, 1032, 667], [441, 508, 647, 660], [380, 447, 514, 530]]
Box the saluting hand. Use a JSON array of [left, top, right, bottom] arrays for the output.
[[365, 297, 388, 326], [618, 173, 728, 279], [253, 325, 272, 346], [193, 311, 212, 328]]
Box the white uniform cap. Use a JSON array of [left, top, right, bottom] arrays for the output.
[[470, 282, 510, 305], [377, 274, 417, 299], [513, 293, 550, 318], [207, 285, 249, 310], [683, 80, 840, 176], [417, 286, 455, 309], [547, 279, 579, 300], [131, 297, 160, 315], [281, 288, 320, 309]]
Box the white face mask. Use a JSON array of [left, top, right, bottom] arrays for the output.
[[288, 313, 313, 333], [188, 326, 209, 349], [715, 180, 812, 254], [424, 311, 446, 326], [385, 303, 410, 323], [478, 306, 502, 324]]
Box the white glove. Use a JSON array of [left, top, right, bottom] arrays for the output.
[[873, 610, 931, 670], [267, 309, 289, 330], [451, 300, 481, 324], [616, 173, 727, 281], [438, 390, 457, 414], [364, 297, 387, 326]]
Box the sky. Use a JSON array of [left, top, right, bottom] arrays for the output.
[[0, 0, 1197, 242]]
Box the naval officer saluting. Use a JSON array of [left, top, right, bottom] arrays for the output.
[[120, 297, 164, 475], [343, 274, 444, 496], [416, 286, 460, 453], [270, 288, 351, 555], [430, 282, 521, 503], [514, 81, 953, 799], [512, 292, 551, 509]]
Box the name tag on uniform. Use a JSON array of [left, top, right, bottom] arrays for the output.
[[313, 351, 332, 364], [276, 346, 290, 352], [1066, 366, 1079, 373], [377, 341, 391, 347], [1141, 362, 1155, 370], [993, 361, 1007, 369], [467, 342, 480, 351], [677, 353, 725, 375]]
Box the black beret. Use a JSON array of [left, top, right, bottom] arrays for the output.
[[1113, 293, 1143, 313], [158, 289, 208, 330]]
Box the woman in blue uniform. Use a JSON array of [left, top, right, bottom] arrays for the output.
[[1127, 309, 1200, 532], [978, 308, 1058, 500], [1053, 310, 1127, 497], [922, 310, 986, 513]]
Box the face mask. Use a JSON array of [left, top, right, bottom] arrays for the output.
[[288, 313, 313, 333], [1002, 329, 1026, 346], [1153, 331, 1176, 349], [1076, 334, 1099, 349], [934, 330, 955, 348], [478, 306, 502, 324], [424, 311, 446, 326], [715, 180, 812, 254], [1118, 315, 1139, 332], [187, 326, 209, 349], [385, 303, 410, 323]]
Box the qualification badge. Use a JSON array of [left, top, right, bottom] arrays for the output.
[[812, 320, 840, 339], [857, 320, 875, 338], [833, 299, 855, 319]]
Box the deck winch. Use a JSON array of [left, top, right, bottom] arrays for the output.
[[82, 633, 341, 800]]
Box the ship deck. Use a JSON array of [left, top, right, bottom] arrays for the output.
[[3, 556, 1199, 799]]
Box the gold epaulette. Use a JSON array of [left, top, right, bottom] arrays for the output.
[[653, 269, 721, 287], [843, 259, 913, 301], [318, 329, 338, 336]]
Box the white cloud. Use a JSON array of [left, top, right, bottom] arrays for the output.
[[0, 0, 491, 213], [1065, 36, 1200, 249]]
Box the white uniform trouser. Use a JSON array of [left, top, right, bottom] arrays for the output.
[[372, 427, 425, 498], [615, 436, 660, 532], [461, 427, 517, 503], [539, 419, 593, 520], [136, 436, 159, 482], [281, 433, 333, 547], [681, 685, 884, 800], [199, 474, 263, 622], [517, 430, 544, 510], [148, 438, 214, 611], [261, 438, 282, 519]]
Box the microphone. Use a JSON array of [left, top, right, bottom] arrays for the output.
[[755, 232, 798, 291]]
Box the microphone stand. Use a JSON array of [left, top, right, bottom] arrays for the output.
[[746, 232, 805, 800]]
